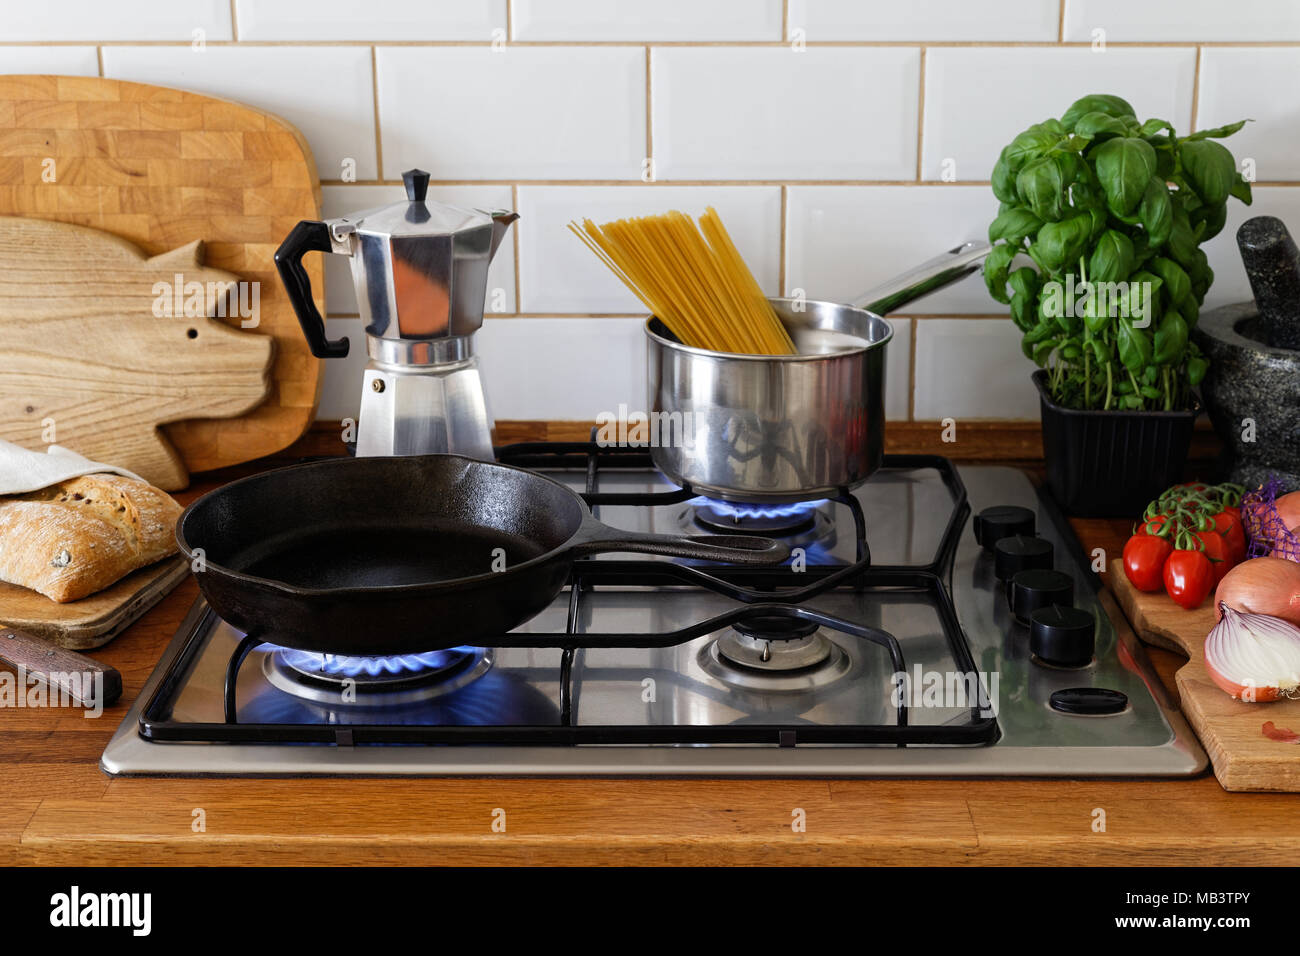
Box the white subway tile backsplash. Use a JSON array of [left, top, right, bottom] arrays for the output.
[[883, 317, 911, 420], [787, 186, 1001, 313], [912, 319, 1040, 419], [478, 317, 646, 419], [376, 47, 644, 181], [0, 47, 100, 75], [320, 185, 517, 317], [1063, 0, 1300, 42], [652, 47, 919, 181], [1198, 49, 1300, 183], [2, 1, 231, 41], [789, 0, 1059, 42], [922, 47, 1196, 182], [236, 0, 505, 41], [316, 317, 370, 421], [512, 0, 782, 41], [516, 185, 782, 313], [101, 46, 378, 180]]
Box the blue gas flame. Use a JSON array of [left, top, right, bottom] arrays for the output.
[[693, 497, 826, 521], [272, 645, 478, 679]]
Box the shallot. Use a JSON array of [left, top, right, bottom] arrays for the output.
[[1204, 603, 1300, 702]]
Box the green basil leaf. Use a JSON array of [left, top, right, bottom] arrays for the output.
[[1016, 155, 1065, 222], [1032, 341, 1056, 367], [1177, 295, 1200, 329], [1193, 201, 1228, 241], [1034, 213, 1092, 274], [1116, 320, 1153, 373], [1229, 176, 1253, 205], [1089, 338, 1108, 363], [1007, 266, 1039, 302], [1139, 118, 1173, 137], [1139, 385, 1161, 400], [1074, 111, 1131, 141], [1149, 256, 1191, 304], [1154, 312, 1189, 365], [988, 207, 1043, 244], [1166, 208, 1199, 272], [1089, 229, 1136, 283], [1140, 177, 1173, 247], [982, 242, 1018, 305], [1061, 94, 1137, 132], [1093, 137, 1158, 216], [1004, 123, 1066, 171], [1180, 138, 1237, 206], [1025, 319, 1057, 345], [1187, 354, 1210, 386], [991, 149, 1019, 204], [1187, 119, 1249, 140]]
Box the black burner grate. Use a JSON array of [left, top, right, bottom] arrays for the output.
[[138, 443, 998, 749]]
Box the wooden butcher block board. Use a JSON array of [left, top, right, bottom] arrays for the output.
[[0, 217, 273, 489], [1110, 558, 1300, 792], [0, 74, 325, 478], [0, 557, 187, 650]]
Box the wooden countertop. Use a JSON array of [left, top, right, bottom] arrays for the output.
[[3, 429, 1297, 866]]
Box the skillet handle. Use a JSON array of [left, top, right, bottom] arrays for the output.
[[569, 521, 790, 565]]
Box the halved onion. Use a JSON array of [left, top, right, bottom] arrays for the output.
[[1204, 603, 1300, 702]]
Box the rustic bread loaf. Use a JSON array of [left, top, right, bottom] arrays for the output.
[[0, 473, 182, 602]]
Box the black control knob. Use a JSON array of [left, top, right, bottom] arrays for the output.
[[1010, 569, 1074, 625], [1030, 605, 1095, 668], [973, 505, 1036, 552], [1050, 687, 1128, 715], [993, 534, 1053, 581]]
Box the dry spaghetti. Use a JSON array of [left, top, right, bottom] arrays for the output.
[[568, 207, 795, 355]]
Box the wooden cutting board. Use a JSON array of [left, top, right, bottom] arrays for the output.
[[0, 557, 187, 650], [0, 217, 273, 488], [0, 74, 325, 479], [1110, 558, 1300, 792]]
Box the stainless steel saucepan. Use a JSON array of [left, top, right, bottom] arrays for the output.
[[646, 241, 991, 503]]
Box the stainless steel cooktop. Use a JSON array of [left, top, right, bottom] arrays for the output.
[[101, 451, 1205, 776]]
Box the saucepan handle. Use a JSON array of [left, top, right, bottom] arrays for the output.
[[855, 240, 991, 316], [568, 519, 790, 565]]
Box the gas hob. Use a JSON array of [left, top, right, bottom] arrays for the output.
[[101, 445, 1204, 776]]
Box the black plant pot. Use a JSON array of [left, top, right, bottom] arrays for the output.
[[1033, 370, 1200, 518]]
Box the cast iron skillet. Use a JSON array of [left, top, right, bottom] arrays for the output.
[[176, 454, 789, 656]]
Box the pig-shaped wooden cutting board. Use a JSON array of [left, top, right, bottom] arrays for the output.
[[0, 216, 273, 489]]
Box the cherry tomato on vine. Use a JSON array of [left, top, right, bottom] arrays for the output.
[[1194, 529, 1233, 586], [1163, 549, 1215, 610], [1212, 508, 1247, 564], [1122, 534, 1172, 592]]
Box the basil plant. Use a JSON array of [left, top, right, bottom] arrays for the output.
[[984, 94, 1251, 411]]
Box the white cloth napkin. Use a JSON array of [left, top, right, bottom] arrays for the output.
[[0, 439, 145, 496]]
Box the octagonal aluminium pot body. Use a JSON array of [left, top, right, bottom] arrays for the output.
[[646, 298, 892, 503]]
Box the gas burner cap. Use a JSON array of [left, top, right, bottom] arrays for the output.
[[714, 626, 833, 672], [733, 615, 821, 641], [692, 498, 822, 536], [263, 645, 493, 707]]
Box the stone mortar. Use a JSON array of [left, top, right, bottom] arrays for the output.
[[1193, 302, 1300, 492]]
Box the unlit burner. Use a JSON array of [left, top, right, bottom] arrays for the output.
[[263, 644, 492, 706], [692, 497, 825, 536]]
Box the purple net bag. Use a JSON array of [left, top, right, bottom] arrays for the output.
[[1242, 478, 1300, 561]]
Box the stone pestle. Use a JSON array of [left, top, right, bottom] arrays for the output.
[[1238, 215, 1300, 351]]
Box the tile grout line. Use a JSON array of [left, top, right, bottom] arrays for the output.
[[512, 182, 522, 312], [778, 184, 787, 295], [506, 0, 513, 43], [317, 179, 1005, 187], [914, 46, 926, 182], [95, 46, 103, 76], [230, 0, 239, 42], [782, 0, 789, 42], [1190, 45, 1203, 132], [1058, 0, 1066, 43], [644, 46, 652, 173], [6, 39, 1300, 48], [370, 46, 383, 181]]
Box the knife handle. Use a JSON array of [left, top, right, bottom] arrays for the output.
[[0, 626, 123, 708]]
